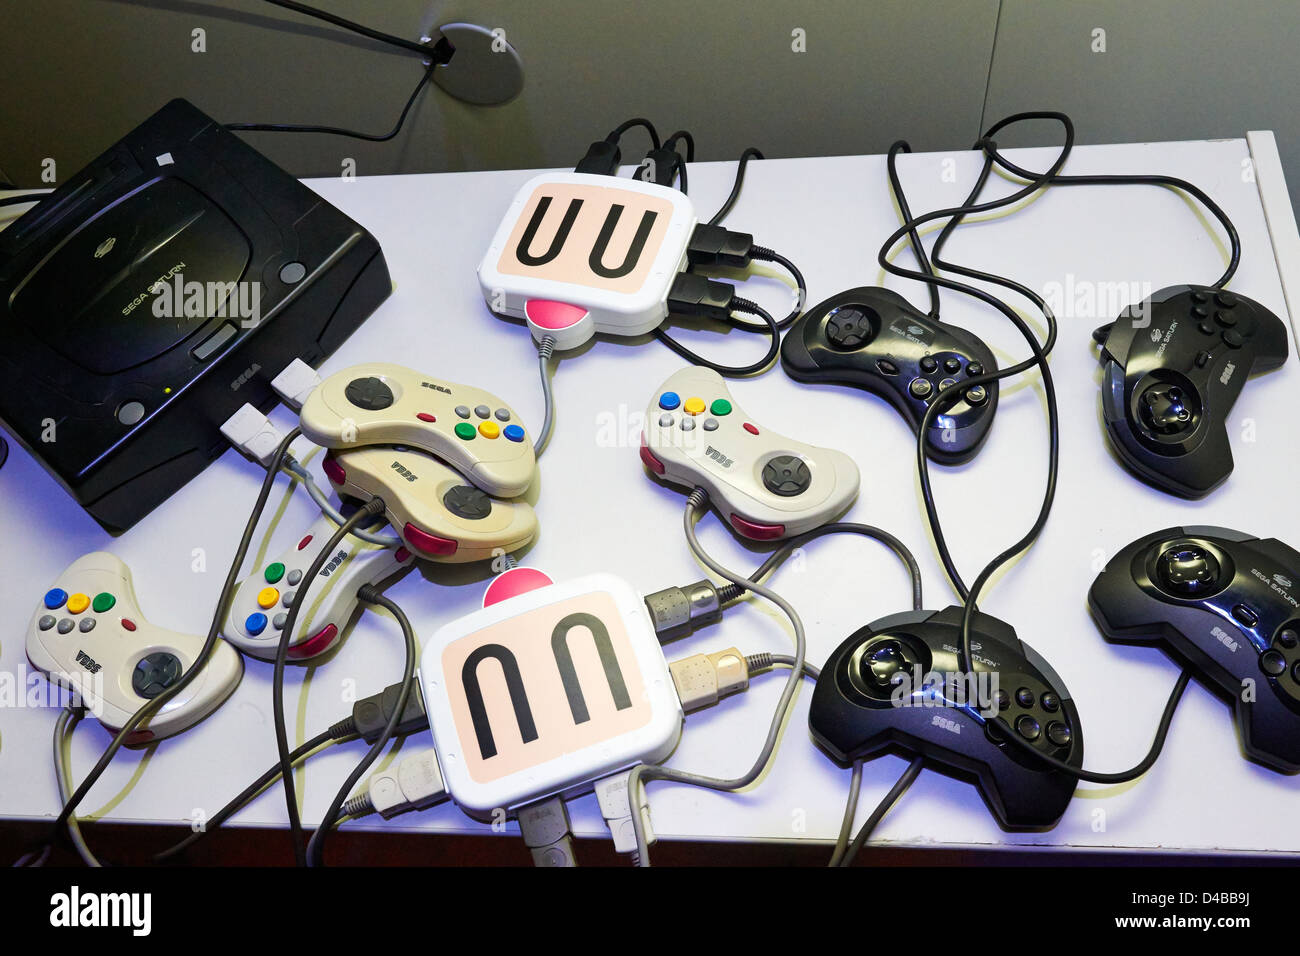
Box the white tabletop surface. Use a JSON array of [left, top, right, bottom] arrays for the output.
[[3, 137, 1299, 857]]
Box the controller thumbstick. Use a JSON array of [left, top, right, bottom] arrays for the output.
[[824, 306, 877, 350], [1155, 543, 1223, 596], [854, 636, 922, 700], [1138, 382, 1198, 436]]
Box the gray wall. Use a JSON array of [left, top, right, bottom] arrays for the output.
[[1, 0, 1297, 217]]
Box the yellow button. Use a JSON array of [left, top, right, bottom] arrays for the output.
[[478, 421, 500, 439], [67, 593, 90, 614], [684, 397, 706, 415], [257, 587, 280, 609]]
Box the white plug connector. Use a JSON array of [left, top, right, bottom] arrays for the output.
[[270, 358, 322, 410], [516, 796, 576, 867], [343, 747, 448, 821], [220, 403, 289, 467], [594, 772, 655, 854], [668, 646, 750, 712]]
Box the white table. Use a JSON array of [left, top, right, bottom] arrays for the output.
[[4, 134, 1300, 858]]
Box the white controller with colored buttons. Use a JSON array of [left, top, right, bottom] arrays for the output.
[[26, 552, 244, 743], [325, 446, 539, 564], [298, 362, 537, 498], [640, 367, 861, 540], [223, 514, 415, 661]]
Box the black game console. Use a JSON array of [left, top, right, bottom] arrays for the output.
[[0, 98, 391, 531]]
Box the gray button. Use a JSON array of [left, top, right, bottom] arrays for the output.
[[273, 613, 287, 630], [703, 418, 719, 431], [192, 322, 237, 361], [38, 615, 56, 631], [287, 570, 302, 586], [680, 418, 696, 432], [279, 261, 307, 284], [966, 385, 988, 406], [57, 618, 75, 634], [117, 401, 145, 426], [908, 379, 932, 399], [282, 590, 296, 608], [79, 617, 96, 633], [494, 408, 510, 421], [455, 406, 471, 419], [474, 405, 490, 419], [659, 413, 675, 427]]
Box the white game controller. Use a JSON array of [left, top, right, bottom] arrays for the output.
[[324, 446, 538, 563], [477, 172, 696, 350], [27, 552, 244, 743], [640, 366, 861, 540], [223, 514, 415, 661], [298, 362, 538, 498]]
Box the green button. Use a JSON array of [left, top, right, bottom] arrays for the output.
[[264, 562, 285, 584], [455, 422, 477, 440], [710, 399, 732, 416], [91, 592, 116, 613]]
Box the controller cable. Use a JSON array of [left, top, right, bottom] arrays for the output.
[[654, 295, 781, 377], [0, 192, 48, 208], [838, 756, 923, 867], [534, 334, 558, 456], [282, 455, 404, 546], [52, 705, 100, 867]]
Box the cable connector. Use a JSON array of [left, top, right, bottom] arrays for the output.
[[687, 223, 755, 268], [517, 796, 577, 867], [349, 680, 428, 744], [594, 773, 654, 855], [270, 358, 321, 410], [640, 148, 682, 188], [575, 139, 621, 176], [220, 403, 290, 467], [667, 272, 736, 321], [342, 746, 447, 821], [643, 579, 741, 643], [669, 646, 750, 713]]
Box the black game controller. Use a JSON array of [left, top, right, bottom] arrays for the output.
[[1089, 525, 1300, 773], [809, 606, 1083, 830], [1092, 285, 1289, 498], [781, 288, 999, 464]]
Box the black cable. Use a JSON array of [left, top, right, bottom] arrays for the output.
[[305, 588, 417, 867], [653, 296, 779, 377], [271, 498, 385, 866], [607, 117, 661, 151], [226, 64, 435, 141], [744, 245, 807, 331], [153, 727, 358, 862], [36, 428, 303, 860], [709, 147, 764, 225], [885, 141, 940, 318], [662, 129, 695, 193], [840, 756, 923, 866], [258, 0, 453, 60], [0, 193, 47, 207]]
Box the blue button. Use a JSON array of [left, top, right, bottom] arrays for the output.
[[659, 391, 681, 411], [44, 588, 68, 610], [245, 612, 268, 636], [503, 424, 526, 442]]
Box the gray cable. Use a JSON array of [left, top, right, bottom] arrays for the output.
[[281, 457, 403, 547], [53, 707, 101, 867], [829, 760, 863, 867], [534, 335, 557, 457], [626, 488, 808, 866]]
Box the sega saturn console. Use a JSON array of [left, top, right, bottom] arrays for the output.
[[0, 98, 391, 531]]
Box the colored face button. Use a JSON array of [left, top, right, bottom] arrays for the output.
[[683, 397, 706, 416], [455, 422, 477, 440], [257, 587, 279, 609], [67, 593, 90, 615], [264, 562, 285, 584], [479, 421, 500, 439], [659, 391, 681, 411], [417, 413, 437, 423], [245, 612, 268, 636], [92, 592, 116, 613], [503, 424, 526, 442], [121, 618, 137, 632], [709, 399, 732, 416], [743, 422, 759, 435], [43, 588, 68, 610]]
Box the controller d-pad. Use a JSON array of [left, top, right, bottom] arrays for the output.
[[1155, 543, 1222, 596], [132, 652, 182, 699], [1139, 383, 1197, 436], [345, 376, 395, 411], [443, 485, 493, 520], [825, 306, 876, 350], [761, 455, 811, 497]]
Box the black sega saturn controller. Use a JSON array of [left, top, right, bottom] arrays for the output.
[[809, 606, 1083, 830], [781, 288, 999, 465], [1092, 285, 1289, 498], [1089, 526, 1300, 773]]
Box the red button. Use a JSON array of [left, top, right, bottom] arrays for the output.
[[525, 299, 589, 330], [120, 618, 137, 631], [288, 624, 338, 660], [417, 413, 437, 423], [322, 455, 346, 486], [730, 513, 785, 540], [483, 567, 554, 607], [639, 434, 665, 475], [404, 523, 458, 557], [743, 423, 759, 435], [297, 534, 313, 551], [394, 547, 411, 563]]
